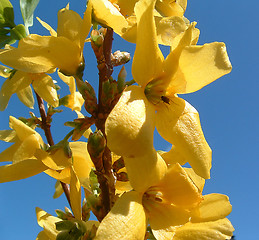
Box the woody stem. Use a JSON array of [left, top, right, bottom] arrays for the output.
[[35, 91, 71, 208]]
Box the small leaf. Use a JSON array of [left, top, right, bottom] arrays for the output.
[[10, 24, 27, 40], [20, 0, 40, 34]]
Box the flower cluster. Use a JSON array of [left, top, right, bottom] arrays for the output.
[[0, 0, 234, 239]]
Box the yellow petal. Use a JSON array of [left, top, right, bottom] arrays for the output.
[[91, 0, 128, 34], [0, 142, 20, 162], [80, 1, 92, 49], [0, 35, 82, 75], [13, 134, 42, 163], [95, 191, 146, 240], [156, 97, 212, 179], [70, 167, 82, 220], [44, 168, 71, 183], [116, 0, 138, 16], [192, 193, 232, 222], [174, 42, 232, 94], [53, 180, 64, 199], [184, 167, 205, 192], [36, 207, 61, 239], [162, 23, 196, 90], [0, 129, 17, 142], [36, 17, 57, 36], [0, 158, 48, 183], [57, 6, 83, 47], [155, 16, 187, 46], [124, 150, 167, 193], [0, 71, 31, 96], [35, 148, 72, 171], [17, 85, 34, 108], [132, 0, 164, 87], [32, 74, 59, 107], [105, 85, 155, 158], [36, 230, 53, 240], [9, 116, 37, 141], [147, 204, 189, 240], [70, 141, 94, 188], [160, 145, 187, 166], [153, 163, 202, 208], [155, 0, 186, 17], [173, 218, 234, 240]]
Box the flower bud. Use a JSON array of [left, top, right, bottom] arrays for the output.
[[87, 130, 106, 159]]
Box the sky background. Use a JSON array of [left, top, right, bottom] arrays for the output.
[[0, 0, 258, 239]]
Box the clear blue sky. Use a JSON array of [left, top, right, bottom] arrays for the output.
[[0, 0, 258, 239]]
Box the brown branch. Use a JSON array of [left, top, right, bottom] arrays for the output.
[[35, 91, 71, 208], [91, 28, 116, 220]]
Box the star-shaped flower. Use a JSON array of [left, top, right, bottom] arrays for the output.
[[105, 0, 232, 179]]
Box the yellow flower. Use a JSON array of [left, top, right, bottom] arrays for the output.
[[0, 116, 48, 182], [58, 71, 84, 111], [90, 0, 189, 45], [0, 117, 94, 187], [0, 69, 59, 111], [36, 207, 100, 240], [0, 4, 92, 76], [105, 0, 232, 179], [95, 163, 234, 240]]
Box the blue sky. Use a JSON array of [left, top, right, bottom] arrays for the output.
[[0, 0, 258, 239]]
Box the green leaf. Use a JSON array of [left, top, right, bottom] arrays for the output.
[[10, 24, 26, 40], [0, 34, 15, 48], [20, 0, 40, 34], [0, 0, 15, 28]]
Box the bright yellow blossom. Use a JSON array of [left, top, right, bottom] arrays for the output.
[[0, 117, 94, 188], [90, 0, 189, 45], [105, 0, 232, 179], [0, 116, 48, 182], [36, 207, 100, 240], [0, 4, 92, 76], [0, 69, 59, 111], [95, 163, 234, 240]]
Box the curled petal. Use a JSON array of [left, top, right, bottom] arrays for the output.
[[191, 193, 232, 222], [91, 0, 128, 34], [37, 17, 57, 36], [156, 98, 212, 179], [173, 218, 234, 240], [95, 191, 146, 240], [105, 86, 155, 158], [160, 145, 187, 166], [44, 168, 71, 183], [172, 42, 232, 94], [124, 150, 167, 193]]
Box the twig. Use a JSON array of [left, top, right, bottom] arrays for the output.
[[35, 91, 71, 208]]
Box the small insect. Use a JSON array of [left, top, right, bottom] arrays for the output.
[[160, 96, 170, 104]]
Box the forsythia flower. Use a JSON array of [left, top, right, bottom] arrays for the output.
[[36, 207, 99, 240], [0, 116, 48, 182], [0, 117, 94, 188], [0, 68, 59, 110], [0, 4, 92, 76], [95, 162, 234, 240], [105, 0, 232, 179], [90, 0, 189, 45], [58, 71, 84, 111]]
